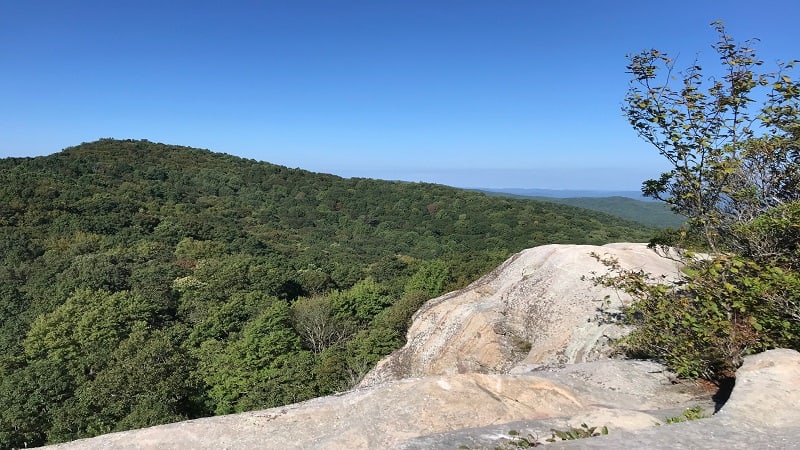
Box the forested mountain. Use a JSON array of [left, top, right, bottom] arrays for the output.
[[479, 187, 647, 199], [478, 189, 683, 228], [0, 139, 655, 447], [532, 196, 684, 228]]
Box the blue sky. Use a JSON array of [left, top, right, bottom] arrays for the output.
[[1, 1, 797, 190]]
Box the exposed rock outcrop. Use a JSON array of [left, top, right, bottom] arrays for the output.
[[360, 243, 683, 386], [45, 244, 800, 449], [714, 348, 800, 427], [50, 359, 711, 450], [404, 349, 800, 450], [520, 349, 800, 450]]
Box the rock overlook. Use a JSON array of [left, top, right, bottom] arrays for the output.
[[47, 243, 800, 449]]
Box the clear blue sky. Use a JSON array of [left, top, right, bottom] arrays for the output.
[[1, 1, 797, 190]]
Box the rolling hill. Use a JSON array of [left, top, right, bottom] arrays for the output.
[[0, 139, 657, 447], [533, 196, 684, 228], [478, 189, 684, 228]]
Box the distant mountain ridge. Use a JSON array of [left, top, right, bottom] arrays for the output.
[[479, 187, 649, 200], [478, 188, 684, 229]]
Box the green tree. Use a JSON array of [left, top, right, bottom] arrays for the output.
[[24, 289, 163, 382], [59, 326, 197, 438], [329, 278, 392, 325], [0, 358, 73, 448], [610, 22, 800, 380], [192, 300, 303, 414], [624, 21, 799, 256], [404, 259, 450, 298]]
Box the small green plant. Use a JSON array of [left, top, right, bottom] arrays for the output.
[[664, 406, 708, 424], [501, 429, 543, 448], [547, 423, 608, 441]]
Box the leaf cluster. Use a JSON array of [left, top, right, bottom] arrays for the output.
[[663, 406, 708, 424], [624, 22, 800, 255], [549, 423, 609, 441], [596, 252, 800, 379]]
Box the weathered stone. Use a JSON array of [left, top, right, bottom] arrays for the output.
[[522, 359, 708, 411], [50, 373, 590, 449], [50, 360, 714, 450], [715, 348, 800, 427], [360, 243, 683, 387], [402, 350, 800, 450]]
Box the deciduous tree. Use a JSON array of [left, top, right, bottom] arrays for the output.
[[609, 23, 800, 380], [624, 21, 800, 258]]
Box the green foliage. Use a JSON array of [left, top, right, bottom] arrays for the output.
[[624, 22, 799, 255], [664, 406, 708, 424], [595, 253, 800, 379], [404, 259, 451, 298], [548, 423, 609, 441], [490, 424, 609, 449], [502, 429, 546, 448], [192, 300, 305, 414], [23, 289, 163, 382], [610, 23, 800, 381], [0, 359, 72, 447], [535, 196, 685, 228], [53, 326, 197, 440], [329, 278, 393, 325], [732, 200, 800, 270], [0, 139, 654, 447]]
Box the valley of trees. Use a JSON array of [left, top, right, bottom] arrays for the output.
[[0, 139, 655, 447]]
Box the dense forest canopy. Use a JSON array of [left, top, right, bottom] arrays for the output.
[[0, 139, 655, 447]]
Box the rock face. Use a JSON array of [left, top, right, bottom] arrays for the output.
[[45, 244, 800, 449], [396, 349, 800, 450], [360, 243, 683, 386], [529, 348, 800, 450], [49, 361, 710, 450], [714, 348, 800, 427]]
